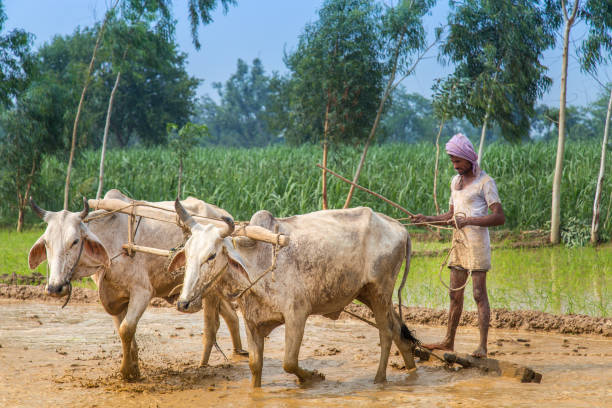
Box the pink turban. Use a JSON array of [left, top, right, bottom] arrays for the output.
[[445, 133, 481, 177]]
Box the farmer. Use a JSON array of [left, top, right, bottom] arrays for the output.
[[411, 133, 505, 358]]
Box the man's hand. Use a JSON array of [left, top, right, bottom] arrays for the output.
[[451, 215, 470, 229], [411, 214, 429, 224]]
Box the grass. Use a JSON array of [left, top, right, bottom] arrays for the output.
[[3, 228, 609, 317], [400, 242, 612, 317]]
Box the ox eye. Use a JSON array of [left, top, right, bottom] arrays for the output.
[[71, 238, 79, 248], [207, 253, 216, 261]]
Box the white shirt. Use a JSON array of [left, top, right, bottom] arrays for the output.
[[448, 171, 501, 271]]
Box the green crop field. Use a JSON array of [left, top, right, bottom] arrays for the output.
[[3, 141, 611, 243]]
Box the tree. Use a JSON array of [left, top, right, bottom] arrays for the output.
[[0, 80, 65, 231], [439, 0, 558, 165], [285, 0, 384, 209], [580, 1, 612, 243], [197, 58, 278, 147], [550, 0, 611, 244], [379, 87, 437, 143], [343, 0, 439, 208], [166, 122, 209, 199], [0, 0, 35, 108]]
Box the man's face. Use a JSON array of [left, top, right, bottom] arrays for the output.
[[449, 155, 472, 175]]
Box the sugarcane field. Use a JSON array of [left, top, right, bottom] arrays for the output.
[[0, 1, 611, 407]]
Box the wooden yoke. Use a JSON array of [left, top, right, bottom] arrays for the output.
[[88, 199, 289, 254]]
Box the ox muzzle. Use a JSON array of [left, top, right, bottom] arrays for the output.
[[45, 282, 70, 297], [176, 295, 203, 314]]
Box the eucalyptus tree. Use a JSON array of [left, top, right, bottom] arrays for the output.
[[343, 0, 439, 208], [439, 0, 557, 166], [550, 0, 611, 244], [579, 1, 612, 244], [285, 0, 384, 209]]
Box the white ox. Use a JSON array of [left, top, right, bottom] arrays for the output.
[[169, 200, 418, 387], [28, 189, 247, 380]]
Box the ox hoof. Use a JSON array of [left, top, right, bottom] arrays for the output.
[[297, 369, 325, 385], [374, 374, 387, 384], [233, 348, 249, 357], [120, 366, 141, 381]]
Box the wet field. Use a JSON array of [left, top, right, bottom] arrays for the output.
[[1, 299, 610, 407]]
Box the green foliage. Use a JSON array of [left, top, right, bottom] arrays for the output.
[[6, 141, 610, 243], [187, 0, 237, 50], [0, 1, 35, 108], [439, 0, 558, 141], [579, 0, 612, 73], [559, 216, 591, 247], [284, 0, 385, 145], [195, 58, 279, 147], [34, 17, 200, 148]]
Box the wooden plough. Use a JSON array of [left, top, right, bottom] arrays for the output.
[[87, 198, 289, 258]]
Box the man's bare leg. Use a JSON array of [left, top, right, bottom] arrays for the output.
[[471, 271, 489, 358], [422, 267, 468, 351]]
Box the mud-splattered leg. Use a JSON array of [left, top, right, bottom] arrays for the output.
[[118, 290, 150, 380], [200, 295, 221, 367], [471, 271, 489, 358], [282, 313, 325, 384], [246, 323, 265, 388], [219, 297, 248, 356]]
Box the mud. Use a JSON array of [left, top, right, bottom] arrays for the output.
[[2, 283, 610, 337], [1, 299, 610, 407]]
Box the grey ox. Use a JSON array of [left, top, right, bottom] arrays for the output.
[[168, 200, 418, 387], [28, 189, 247, 380]]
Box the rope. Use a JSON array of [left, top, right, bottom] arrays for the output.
[[404, 212, 474, 292], [229, 234, 281, 300]]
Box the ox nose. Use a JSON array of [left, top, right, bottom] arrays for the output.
[[177, 300, 190, 312], [45, 283, 66, 297]]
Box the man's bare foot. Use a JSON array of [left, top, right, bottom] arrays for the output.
[[471, 346, 487, 358], [422, 342, 453, 351]]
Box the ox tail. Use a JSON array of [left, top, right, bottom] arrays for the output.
[[398, 234, 420, 345]]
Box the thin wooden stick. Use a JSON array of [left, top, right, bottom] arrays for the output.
[[316, 164, 415, 217]]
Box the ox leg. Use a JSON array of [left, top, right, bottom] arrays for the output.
[[283, 315, 325, 384], [391, 310, 416, 371], [219, 297, 248, 356], [369, 300, 395, 383], [246, 323, 265, 388], [111, 308, 139, 373], [200, 295, 221, 367], [118, 291, 150, 380]]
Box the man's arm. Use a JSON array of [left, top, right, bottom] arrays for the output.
[[454, 202, 505, 229], [412, 206, 455, 224]]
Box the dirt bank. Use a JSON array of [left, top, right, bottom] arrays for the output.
[[2, 283, 610, 337]]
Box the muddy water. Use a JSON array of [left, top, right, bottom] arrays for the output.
[[0, 300, 610, 408]]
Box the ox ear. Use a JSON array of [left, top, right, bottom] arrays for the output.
[[223, 238, 249, 275], [167, 249, 186, 274], [28, 236, 47, 270], [83, 234, 110, 269]]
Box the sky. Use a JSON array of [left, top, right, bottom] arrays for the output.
[[3, 0, 611, 107]]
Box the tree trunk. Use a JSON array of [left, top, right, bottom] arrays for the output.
[[433, 119, 445, 214], [590, 86, 612, 244], [551, 0, 579, 244], [177, 156, 183, 200], [477, 99, 492, 166], [322, 98, 331, 210], [17, 207, 24, 233], [96, 70, 121, 200], [343, 33, 405, 209], [63, 3, 116, 210]]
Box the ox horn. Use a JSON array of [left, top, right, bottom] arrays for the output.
[[80, 197, 90, 219], [175, 199, 199, 230], [29, 198, 48, 220], [219, 216, 235, 238]]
